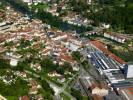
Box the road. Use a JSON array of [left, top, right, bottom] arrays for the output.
[[47, 79, 76, 100], [24, 66, 79, 100], [80, 44, 105, 83]]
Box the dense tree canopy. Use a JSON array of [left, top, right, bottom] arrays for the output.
[[71, 88, 82, 100], [0, 78, 29, 98], [41, 79, 54, 95], [92, 3, 133, 33], [0, 59, 10, 69], [68, 0, 133, 34], [72, 51, 81, 61]]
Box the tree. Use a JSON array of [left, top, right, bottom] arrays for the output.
[[20, 38, 31, 48], [15, 61, 28, 71], [81, 60, 90, 68], [56, 67, 64, 75], [0, 59, 10, 69], [40, 58, 56, 72], [61, 62, 72, 71], [4, 41, 14, 47], [41, 79, 54, 95], [72, 51, 81, 61], [71, 88, 82, 100], [56, 6, 62, 13]]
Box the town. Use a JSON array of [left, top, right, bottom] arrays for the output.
[[0, 0, 133, 100]]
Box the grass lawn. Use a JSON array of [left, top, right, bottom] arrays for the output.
[[82, 96, 89, 100], [6, 96, 18, 100], [60, 93, 71, 100], [65, 86, 71, 93]]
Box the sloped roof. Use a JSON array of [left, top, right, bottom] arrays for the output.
[[90, 41, 125, 64]]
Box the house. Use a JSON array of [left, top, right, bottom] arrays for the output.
[[92, 94, 103, 100], [0, 22, 13, 33], [66, 38, 82, 51], [51, 34, 67, 41], [48, 5, 59, 16], [92, 87, 108, 96], [4, 53, 22, 67], [10, 58, 18, 67], [85, 31, 97, 36], [48, 71, 62, 77], [67, 42, 81, 51], [20, 72, 27, 78], [0, 47, 5, 53], [101, 23, 110, 29], [87, 0, 92, 5], [79, 76, 108, 98], [60, 54, 74, 64], [42, 48, 51, 56], [0, 10, 5, 19], [19, 96, 29, 100], [34, 94, 43, 100], [30, 63, 41, 71], [57, 76, 65, 83], [29, 87, 38, 95], [91, 83, 108, 100], [22, 0, 42, 5], [29, 80, 41, 95]]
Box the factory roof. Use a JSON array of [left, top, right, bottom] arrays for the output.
[[90, 40, 125, 64]]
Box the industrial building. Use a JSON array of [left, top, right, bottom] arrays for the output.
[[124, 63, 133, 79], [89, 51, 133, 88], [103, 69, 133, 88], [88, 41, 133, 89]]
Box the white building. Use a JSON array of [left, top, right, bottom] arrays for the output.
[[22, 0, 43, 5], [92, 87, 108, 96], [87, 0, 92, 4], [0, 22, 13, 33], [66, 39, 82, 51], [10, 58, 18, 67], [124, 63, 133, 78], [104, 32, 126, 43], [52, 34, 67, 41]]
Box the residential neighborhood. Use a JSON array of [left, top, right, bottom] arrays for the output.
[[0, 0, 133, 100]]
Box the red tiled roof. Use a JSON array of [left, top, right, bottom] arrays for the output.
[[92, 94, 103, 100], [91, 83, 97, 89], [0, 47, 5, 53], [60, 54, 74, 63], [42, 49, 50, 54], [90, 41, 125, 64], [18, 27, 32, 33], [109, 54, 125, 65], [90, 41, 110, 54], [91, 83, 108, 90], [128, 88, 133, 95], [21, 96, 29, 100], [61, 48, 68, 54], [0, 12, 4, 17], [22, 34, 32, 40], [0, 35, 6, 42]]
